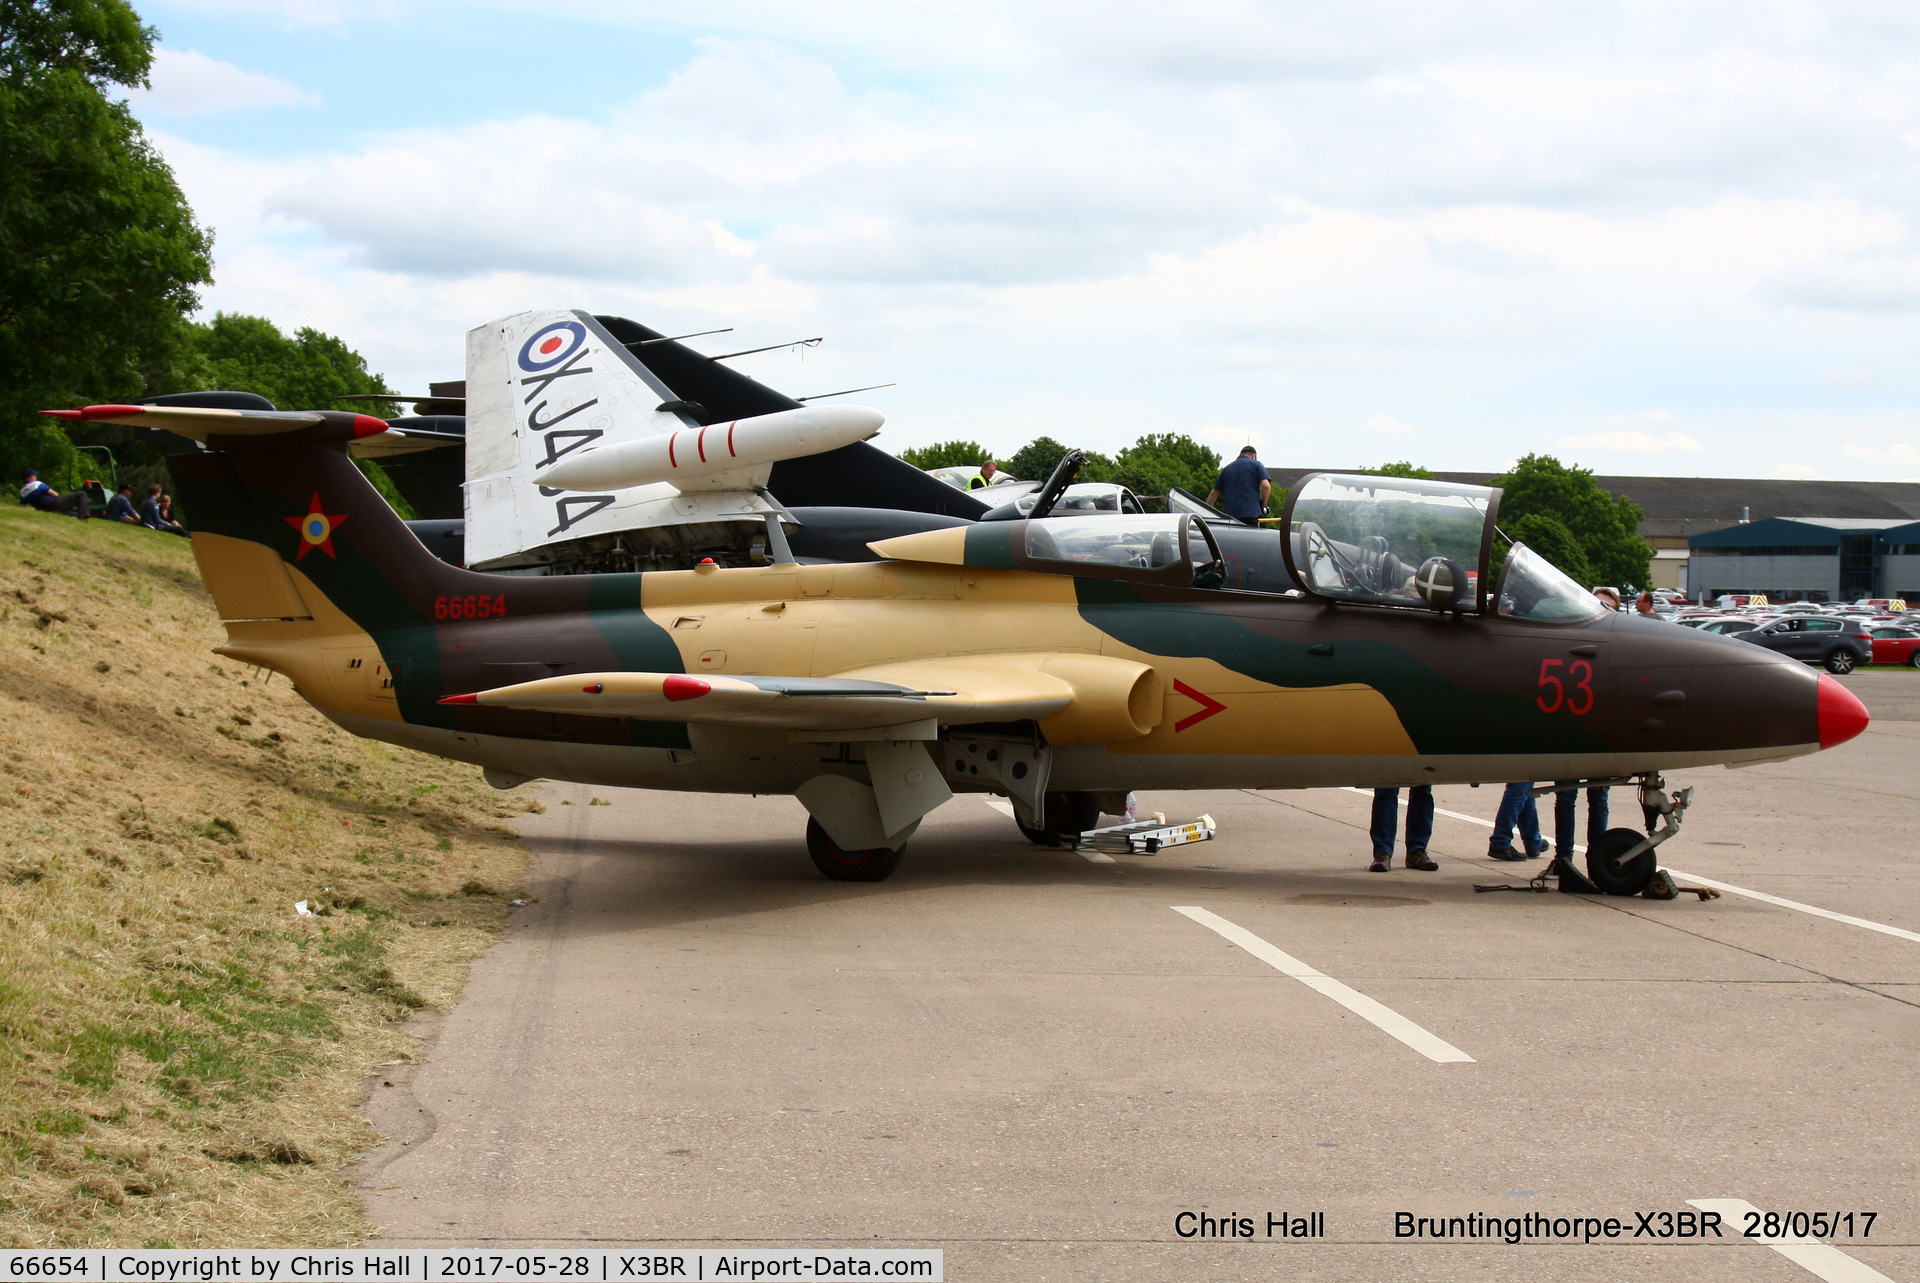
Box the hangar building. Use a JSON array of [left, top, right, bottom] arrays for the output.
[[1686, 518, 1920, 603]]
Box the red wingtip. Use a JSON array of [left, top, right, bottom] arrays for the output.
[[662, 675, 711, 702], [1816, 673, 1869, 749], [438, 693, 479, 705], [352, 414, 390, 438], [46, 404, 144, 420]]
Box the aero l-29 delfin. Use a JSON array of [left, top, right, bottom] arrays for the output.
[[47, 377, 1868, 891]]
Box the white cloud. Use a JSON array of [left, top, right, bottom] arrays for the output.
[[1763, 253, 1920, 313], [1201, 425, 1267, 449], [1770, 464, 1824, 479], [131, 7, 1920, 480], [1557, 429, 1705, 454], [133, 49, 317, 115], [1841, 442, 1920, 465], [1818, 367, 1877, 386]]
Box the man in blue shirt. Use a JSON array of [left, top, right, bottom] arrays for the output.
[[18, 468, 89, 519], [1206, 447, 1271, 525], [103, 482, 142, 524]]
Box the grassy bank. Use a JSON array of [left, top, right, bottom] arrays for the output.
[[0, 504, 535, 1246]]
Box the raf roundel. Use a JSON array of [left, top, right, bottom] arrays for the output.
[[516, 320, 588, 372]]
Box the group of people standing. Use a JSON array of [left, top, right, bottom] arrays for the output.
[[1367, 581, 1635, 876], [18, 468, 185, 535], [1367, 780, 1611, 874]]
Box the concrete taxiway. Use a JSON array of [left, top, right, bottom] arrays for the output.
[[358, 671, 1920, 1279]]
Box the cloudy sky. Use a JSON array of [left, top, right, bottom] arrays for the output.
[[125, 0, 1920, 479]]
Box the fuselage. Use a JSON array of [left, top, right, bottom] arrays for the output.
[[279, 556, 1834, 798]]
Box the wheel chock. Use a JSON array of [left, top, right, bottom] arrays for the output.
[[1549, 857, 1603, 895], [1642, 870, 1679, 900]]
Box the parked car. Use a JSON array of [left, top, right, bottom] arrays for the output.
[[1698, 618, 1762, 636], [1737, 617, 1874, 673], [1869, 626, 1920, 667]]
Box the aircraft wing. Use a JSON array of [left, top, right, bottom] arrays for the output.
[[440, 652, 1161, 744], [43, 404, 387, 442], [440, 667, 1069, 730]]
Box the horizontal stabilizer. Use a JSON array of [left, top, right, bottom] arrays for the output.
[[43, 404, 388, 444]]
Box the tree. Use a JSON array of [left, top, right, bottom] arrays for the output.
[[68, 313, 411, 512], [1360, 461, 1434, 479], [171, 313, 399, 416], [1110, 432, 1221, 500], [898, 440, 991, 471], [0, 0, 214, 485], [183, 313, 410, 514], [1506, 512, 1593, 588], [1005, 436, 1070, 484], [1489, 454, 1650, 588]]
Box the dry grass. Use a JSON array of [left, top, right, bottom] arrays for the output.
[[0, 504, 536, 1246]]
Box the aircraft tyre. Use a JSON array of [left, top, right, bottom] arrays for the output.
[[1824, 648, 1858, 674], [1586, 827, 1658, 896], [1016, 792, 1103, 847], [805, 818, 905, 882]]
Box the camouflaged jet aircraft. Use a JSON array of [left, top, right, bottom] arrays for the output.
[[42, 402, 1872, 889]]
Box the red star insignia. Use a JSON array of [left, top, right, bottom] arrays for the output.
[[284, 491, 349, 561]]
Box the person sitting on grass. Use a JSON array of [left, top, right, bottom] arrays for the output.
[[18, 468, 90, 519], [102, 481, 142, 524], [139, 484, 186, 535]]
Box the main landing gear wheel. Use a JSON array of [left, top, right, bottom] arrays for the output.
[[805, 818, 905, 883], [1825, 649, 1858, 674], [1016, 792, 1103, 847], [1586, 827, 1658, 897]]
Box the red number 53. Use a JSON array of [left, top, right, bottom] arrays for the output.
[[1537, 657, 1595, 715]]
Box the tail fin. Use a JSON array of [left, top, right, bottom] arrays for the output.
[[164, 427, 617, 725], [464, 309, 791, 571]]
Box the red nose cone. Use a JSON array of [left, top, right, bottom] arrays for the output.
[[1817, 674, 1869, 749], [352, 414, 390, 437], [662, 675, 711, 702], [438, 693, 479, 705]]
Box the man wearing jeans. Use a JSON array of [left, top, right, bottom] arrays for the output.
[[1553, 783, 1610, 862], [1489, 781, 1549, 860], [1369, 786, 1438, 872]]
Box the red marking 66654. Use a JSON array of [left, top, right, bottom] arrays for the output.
[[435, 594, 507, 621]]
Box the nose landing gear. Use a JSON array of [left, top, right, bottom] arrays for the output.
[[1587, 772, 1693, 896]]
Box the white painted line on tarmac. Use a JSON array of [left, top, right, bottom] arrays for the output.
[[1659, 873, 1920, 944], [1687, 1200, 1893, 1282], [1341, 786, 1528, 843], [976, 795, 1115, 862], [1341, 789, 1920, 942], [1171, 906, 1474, 1063]]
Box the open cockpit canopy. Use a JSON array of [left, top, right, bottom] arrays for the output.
[[1493, 545, 1612, 624], [1283, 473, 1498, 612]]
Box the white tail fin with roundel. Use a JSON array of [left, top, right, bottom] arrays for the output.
[[462, 309, 781, 572]]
